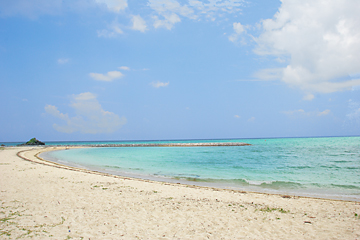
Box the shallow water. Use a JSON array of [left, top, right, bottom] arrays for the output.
[[41, 137, 360, 200]]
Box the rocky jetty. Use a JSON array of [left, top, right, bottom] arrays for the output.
[[18, 138, 45, 146]]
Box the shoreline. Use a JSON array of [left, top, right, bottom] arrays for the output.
[[1, 146, 359, 239], [38, 146, 359, 202], [15, 142, 251, 148]]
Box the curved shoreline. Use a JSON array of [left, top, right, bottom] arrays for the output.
[[19, 146, 360, 202], [2, 146, 360, 239], [25, 142, 251, 148]]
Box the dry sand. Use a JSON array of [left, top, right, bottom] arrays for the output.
[[0, 146, 359, 239]]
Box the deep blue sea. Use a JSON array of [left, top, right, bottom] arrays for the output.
[[8, 137, 360, 200]]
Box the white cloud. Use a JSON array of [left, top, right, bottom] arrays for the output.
[[73, 92, 96, 101], [95, 0, 127, 13], [131, 15, 147, 32], [234, 115, 240, 118], [97, 26, 123, 38], [254, 0, 360, 94], [97, 19, 123, 38], [57, 58, 69, 64], [45, 104, 69, 121], [188, 0, 244, 14], [149, 0, 195, 19], [149, 0, 244, 30], [150, 81, 169, 88], [149, 0, 192, 29], [89, 71, 124, 81], [283, 109, 331, 117], [228, 22, 245, 42], [317, 109, 331, 116], [153, 13, 181, 30], [45, 92, 127, 134], [118, 66, 130, 70]]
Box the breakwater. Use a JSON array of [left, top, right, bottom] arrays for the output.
[[59, 142, 251, 148]]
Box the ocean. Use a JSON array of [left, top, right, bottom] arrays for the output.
[[14, 137, 360, 201]]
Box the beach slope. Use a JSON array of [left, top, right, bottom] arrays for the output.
[[1, 147, 359, 239]]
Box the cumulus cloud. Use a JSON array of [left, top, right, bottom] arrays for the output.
[[228, 22, 245, 42], [148, 0, 193, 29], [45, 105, 69, 121], [150, 81, 169, 88], [95, 0, 127, 13], [89, 71, 124, 81], [118, 66, 130, 70], [254, 0, 360, 95], [153, 13, 181, 30], [45, 92, 127, 134], [131, 15, 147, 32]]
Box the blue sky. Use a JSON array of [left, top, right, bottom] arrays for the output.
[[1, 0, 360, 142]]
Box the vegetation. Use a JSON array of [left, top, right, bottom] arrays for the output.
[[257, 207, 289, 213], [26, 138, 38, 144], [18, 138, 45, 146]]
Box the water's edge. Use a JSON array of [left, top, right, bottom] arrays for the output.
[[39, 146, 360, 202]]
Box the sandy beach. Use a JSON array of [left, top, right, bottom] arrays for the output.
[[1, 146, 359, 239]]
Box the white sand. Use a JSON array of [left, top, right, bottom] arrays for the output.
[[1, 146, 359, 239]]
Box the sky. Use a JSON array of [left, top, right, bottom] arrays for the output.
[[1, 0, 360, 142]]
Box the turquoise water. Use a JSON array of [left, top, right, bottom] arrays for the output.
[[42, 137, 360, 200]]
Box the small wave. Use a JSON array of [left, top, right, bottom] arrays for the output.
[[332, 160, 351, 163], [258, 181, 303, 189], [102, 165, 122, 169], [320, 165, 341, 169], [168, 177, 304, 190], [288, 166, 312, 169], [101, 165, 143, 171], [330, 184, 360, 190], [345, 167, 359, 170]]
